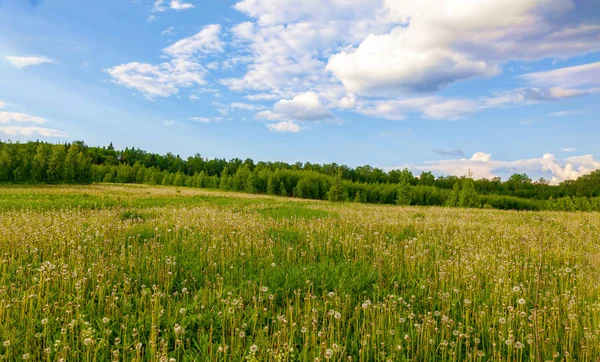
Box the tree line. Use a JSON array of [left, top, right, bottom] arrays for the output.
[[1, 140, 600, 212]]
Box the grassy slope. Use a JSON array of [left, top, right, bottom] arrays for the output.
[[0, 184, 599, 361]]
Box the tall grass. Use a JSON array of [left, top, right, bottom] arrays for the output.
[[0, 185, 598, 361]]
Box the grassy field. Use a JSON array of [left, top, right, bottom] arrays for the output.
[[0, 184, 599, 361]]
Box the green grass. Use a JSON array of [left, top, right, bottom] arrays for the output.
[[0, 184, 599, 361]]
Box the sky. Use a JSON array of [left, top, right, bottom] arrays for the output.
[[0, 0, 599, 184]]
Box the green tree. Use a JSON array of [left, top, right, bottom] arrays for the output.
[[246, 171, 257, 193], [279, 181, 287, 197], [396, 171, 413, 205], [47, 145, 66, 183], [31, 143, 49, 182], [328, 170, 346, 202], [446, 182, 460, 207], [219, 167, 230, 190], [459, 174, 479, 208], [267, 175, 276, 195]]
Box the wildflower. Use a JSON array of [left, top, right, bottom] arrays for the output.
[[22, 354, 30, 360], [239, 331, 245, 338], [41, 318, 48, 325], [499, 318, 506, 324], [3, 340, 9, 347], [334, 312, 341, 319], [103, 317, 110, 324], [512, 286, 521, 292], [84, 338, 92, 346], [362, 303, 368, 309], [515, 341, 524, 349], [518, 298, 526, 305], [565, 268, 572, 273], [261, 286, 268, 293], [179, 308, 186, 314], [325, 349, 333, 359]]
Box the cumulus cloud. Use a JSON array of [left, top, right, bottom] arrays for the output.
[[403, 152, 600, 184], [0, 126, 66, 138], [257, 92, 333, 121], [225, 0, 600, 123], [0, 101, 6, 109], [266, 121, 301, 133], [5, 55, 55, 68], [327, 0, 600, 96], [107, 25, 222, 98], [0, 111, 47, 124]]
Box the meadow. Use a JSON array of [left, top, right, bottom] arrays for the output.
[[0, 184, 599, 361]]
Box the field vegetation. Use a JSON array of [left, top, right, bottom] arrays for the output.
[[1, 184, 599, 361]]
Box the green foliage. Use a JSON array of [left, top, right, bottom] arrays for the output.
[[1, 140, 599, 212], [446, 182, 460, 207], [327, 170, 346, 202], [459, 176, 479, 208]]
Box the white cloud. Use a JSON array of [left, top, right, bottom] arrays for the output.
[[327, 28, 499, 95], [0, 101, 6, 109], [404, 151, 600, 184], [0, 126, 66, 138], [190, 117, 221, 123], [5, 56, 55, 68], [189, 95, 200, 100], [161, 26, 175, 36], [549, 110, 572, 117], [0, 111, 47, 124], [357, 97, 479, 121], [164, 120, 176, 125], [153, 0, 193, 12], [163, 24, 223, 58], [257, 92, 333, 121], [266, 121, 301, 133], [561, 147, 577, 152], [327, 1, 600, 95], [107, 25, 222, 98], [520, 62, 600, 89], [169, 0, 194, 11], [229, 102, 263, 111], [153, 0, 166, 12], [106, 60, 206, 98]]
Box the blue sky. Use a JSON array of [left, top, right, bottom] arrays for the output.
[[1, 0, 599, 183]]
